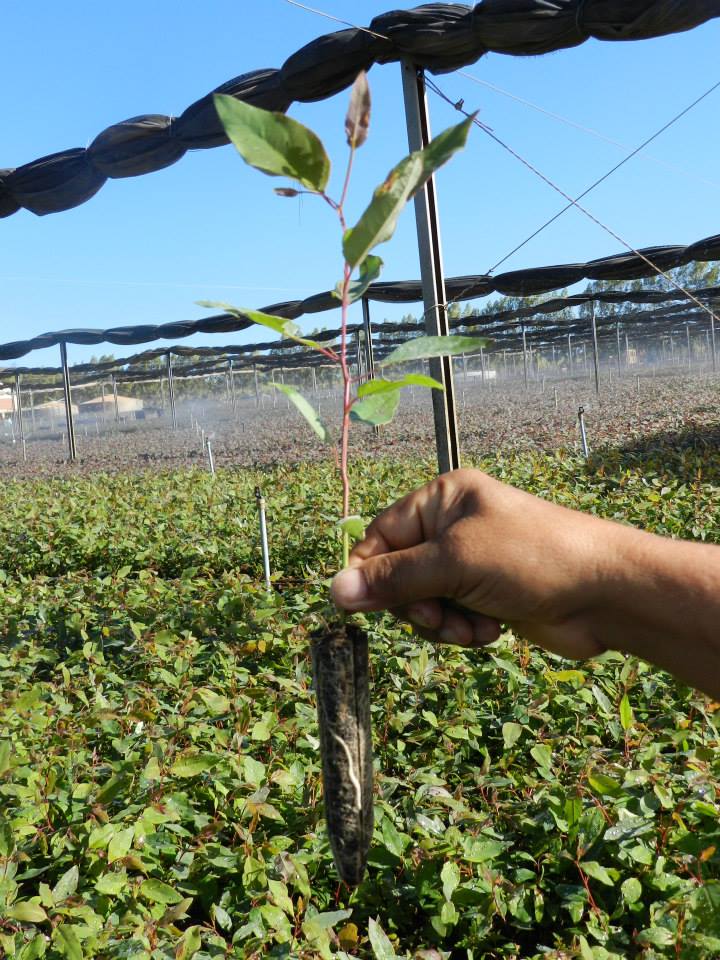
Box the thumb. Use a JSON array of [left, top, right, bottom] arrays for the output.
[[331, 541, 452, 612]]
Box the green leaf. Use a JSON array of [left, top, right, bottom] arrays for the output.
[[351, 389, 400, 427], [271, 384, 329, 442], [0, 814, 14, 857], [196, 303, 325, 351], [337, 255, 383, 304], [587, 772, 624, 799], [53, 925, 82, 960], [0, 739, 10, 775], [337, 515, 365, 540], [636, 927, 675, 948], [441, 861, 460, 901], [176, 925, 202, 960], [170, 753, 218, 777], [580, 861, 615, 886], [380, 335, 488, 368], [463, 838, 505, 863], [196, 688, 231, 715], [343, 153, 422, 268], [343, 117, 473, 268], [415, 114, 476, 186], [619, 694, 634, 731], [530, 744, 552, 771], [7, 902, 48, 924], [621, 877, 642, 904], [368, 917, 397, 959], [107, 826, 134, 864], [52, 865, 79, 902], [95, 871, 128, 897], [502, 722, 523, 749], [345, 71, 371, 148], [268, 878, 294, 916], [357, 373, 444, 398], [690, 881, 720, 935], [302, 909, 352, 941], [214, 94, 330, 192], [18, 934, 46, 959], [140, 879, 184, 905]]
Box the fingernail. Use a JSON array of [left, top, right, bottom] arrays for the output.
[[439, 625, 459, 645], [331, 568, 369, 608], [407, 604, 433, 629]]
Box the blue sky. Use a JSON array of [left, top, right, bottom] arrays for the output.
[[2, 2, 719, 368]]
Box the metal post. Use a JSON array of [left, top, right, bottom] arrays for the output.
[[522, 325, 529, 390], [479, 345, 485, 385], [361, 296, 376, 383], [29, 389, 35, 434], [14, 374, 26, 462], [59, 341, 77, 462], [615, 321, 622, 374], [591, 308, 600, 395], [253, 364, 260, 407], [401, 61, 460, 474], [312, 366, 318, 394], [625, 333, 630, 367], [166, 353, 177, 430], [567, 333, 573, 377], [711, 314, 717, 372], [229, 359, 237, 410], [112, 374, 119, 423], [578, 405, 589, 459], [686, 323, 692, 369], [255, 487, 272, 592], [100, 380, 106, 422], [206, 438, 216, 476]]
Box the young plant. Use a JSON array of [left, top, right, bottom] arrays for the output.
[[201, 74, 487, 885]]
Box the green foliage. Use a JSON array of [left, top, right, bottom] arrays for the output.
[[1, 449, 719, 956], [214, 94, 330, 192], [381, 334, 488, 368], [271, 383, 329, 442], [342, 117, 473, 269]]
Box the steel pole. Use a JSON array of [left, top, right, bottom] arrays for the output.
[[361, 296, 376, 383], [711, 314, 717, 372], [686, 323, 692, 369], [615, 321, 622, 374], [522, 325, 529, 389], [567, 333, 573, 376], [591, 308, 600, 395], [59, 342, 77, 461], [401, 61, 460, 473], [229, 359, 237, 410], [14, 374, 26, 461], [112, 375, 119, 423], [253, 364, 260, 407], [166, 353, 177, 430]]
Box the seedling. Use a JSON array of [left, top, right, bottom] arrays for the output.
[[202, 73, 487, 885]]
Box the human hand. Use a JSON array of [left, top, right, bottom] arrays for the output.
[[331, 468, 622, 660]]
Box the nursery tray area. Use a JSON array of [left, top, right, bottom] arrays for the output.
[[0, 377, 719, 958]]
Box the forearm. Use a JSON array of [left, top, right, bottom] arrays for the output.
[[595, 524, 720, 699]]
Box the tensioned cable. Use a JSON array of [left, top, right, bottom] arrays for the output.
[[278, 0, 719, 335], [457, 71, 720, 192], [475, 76, 720, 274], [424, 75, 720, 328], [281, 0, 388, 40]]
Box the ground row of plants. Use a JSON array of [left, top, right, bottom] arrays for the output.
[[1, 447, 719, 958]]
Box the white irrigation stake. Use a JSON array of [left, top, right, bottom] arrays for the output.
[[578, 405, 590, 459], [255, 487, 272, 592], [554, 387, 559, 410], [205, 437, 216, 476]]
